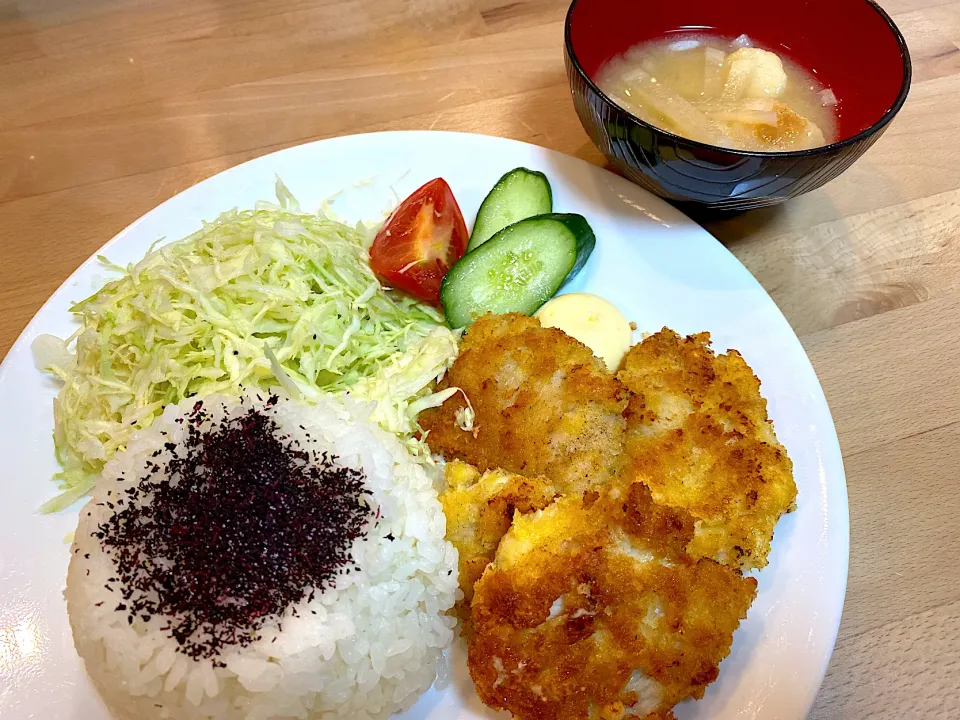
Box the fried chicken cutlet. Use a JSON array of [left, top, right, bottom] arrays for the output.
[[420, 313, 628, 497], [618, 329, 797, 571], [468, 482, 757, 720], [440, 460, 558, 622]]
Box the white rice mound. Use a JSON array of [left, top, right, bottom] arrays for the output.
[[65, 391, 459, 720]]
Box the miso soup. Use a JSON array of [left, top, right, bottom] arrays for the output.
[[596, 34, 838, 152]]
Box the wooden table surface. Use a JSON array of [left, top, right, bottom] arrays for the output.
[[1, 0, 958, 717]]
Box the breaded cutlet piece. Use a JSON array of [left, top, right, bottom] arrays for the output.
[[440, 461, 558, 622], [617, 329, 797, 572], [468, 482, 757, 720], [419, 313, 628, 497]]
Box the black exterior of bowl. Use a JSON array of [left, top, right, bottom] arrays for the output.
[[563, 4, 912, 211]]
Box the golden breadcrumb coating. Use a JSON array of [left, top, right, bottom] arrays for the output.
[[468, 483, 757, 720], [440, 461, 558, 621], [426, 316, 797, 720], [420, 313, 628, 497], [617, 329, 797, 571]]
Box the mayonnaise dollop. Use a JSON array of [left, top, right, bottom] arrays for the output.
[[535, 293, 633, 371]]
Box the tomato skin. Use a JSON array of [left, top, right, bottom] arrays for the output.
[[369, 178, 468, 306]]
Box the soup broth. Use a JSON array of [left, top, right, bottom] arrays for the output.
[[597, 34, 838, 152]]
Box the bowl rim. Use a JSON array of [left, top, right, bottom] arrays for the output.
[[564, 0, 913, 159]]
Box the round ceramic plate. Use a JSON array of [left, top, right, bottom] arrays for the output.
[[0, 131, 847, 720]]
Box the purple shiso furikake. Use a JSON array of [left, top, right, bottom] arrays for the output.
[[92, 396, 372, 661]]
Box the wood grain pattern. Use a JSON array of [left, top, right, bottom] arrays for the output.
[[1, 0, 958, 716]]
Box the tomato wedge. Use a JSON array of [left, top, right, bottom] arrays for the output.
[[369, 178, 468, 306]]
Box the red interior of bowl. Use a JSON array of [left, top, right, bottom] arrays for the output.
[[568, 0, 908, 143]]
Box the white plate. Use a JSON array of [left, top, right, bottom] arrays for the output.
[[0, 131, 847, 720]]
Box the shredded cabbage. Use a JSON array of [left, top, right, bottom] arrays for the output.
[[269, 326, 461, 461], [348, 327, 460, 433], [35, 180, 451, 512]]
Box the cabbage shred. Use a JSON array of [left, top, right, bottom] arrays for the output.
[[39, 184, 447, 512]]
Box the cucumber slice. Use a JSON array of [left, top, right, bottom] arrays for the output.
[[442, 214, 596, 329], [467, 168, 553, 252]]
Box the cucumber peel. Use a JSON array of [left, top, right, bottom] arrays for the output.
[[442, 213, 595, 328], [467, 168, 553, 252]]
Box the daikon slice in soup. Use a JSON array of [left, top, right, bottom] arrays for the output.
[[596, 34, 839, 152]]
